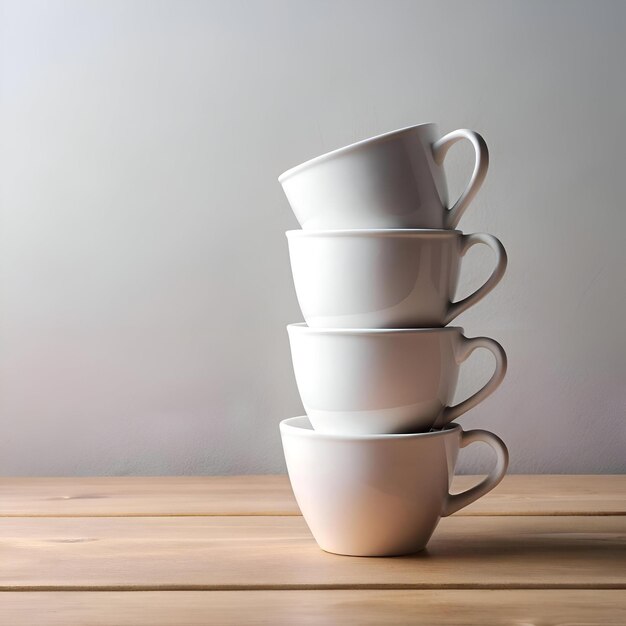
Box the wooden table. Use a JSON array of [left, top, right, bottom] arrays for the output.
[[1, 475, 625, 624]]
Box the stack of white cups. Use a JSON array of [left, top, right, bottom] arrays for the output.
[[278, 124, 510, 556]]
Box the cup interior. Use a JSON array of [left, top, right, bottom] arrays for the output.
[[278, 122, 437, 182], [285, 228, 461, 238], [280, 416, 461, 440], [287, 322, 463, 335]]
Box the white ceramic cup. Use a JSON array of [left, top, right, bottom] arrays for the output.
[[287, 325, 507, 435], [281, 417, 509, 556], [287, 229, 507, 328], [278, 123, 488, 230]]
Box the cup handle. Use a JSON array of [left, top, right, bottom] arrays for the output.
[[443, 233, 508, 325], [436, 336, 507, 427], [432, 129, 489, 229], [443, 429, 509, 516]]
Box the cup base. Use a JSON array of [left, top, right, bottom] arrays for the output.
[[317, 542, 428, 558]]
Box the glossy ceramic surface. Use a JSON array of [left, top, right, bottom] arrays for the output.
[[278, 123, 488, 230], [280, 417, 509, 556], [287, 229, 507, 328], [287, 325, 507, 435]]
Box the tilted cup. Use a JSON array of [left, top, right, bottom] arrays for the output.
[[281, 417, 509, 556], [287, 229, 507, 328], [287, 325, 507, 435], [278, 123, 488, 230]]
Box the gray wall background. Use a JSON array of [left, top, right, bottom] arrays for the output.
[[1, 0, 624, 475]]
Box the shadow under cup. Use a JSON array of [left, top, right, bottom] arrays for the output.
[[280, 417, 509, 557]]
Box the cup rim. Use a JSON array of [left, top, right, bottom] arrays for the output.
[[287, 323, 463, 336], [286, 229, 462, 239], [280, 416, 462, 441], [278, 122, 437, 183]]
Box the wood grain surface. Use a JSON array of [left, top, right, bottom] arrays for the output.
[[1, 474, 624, 516], [1, 514, 624, 590], [3, 475, 624, 623], [2, 590, 626, 625]]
